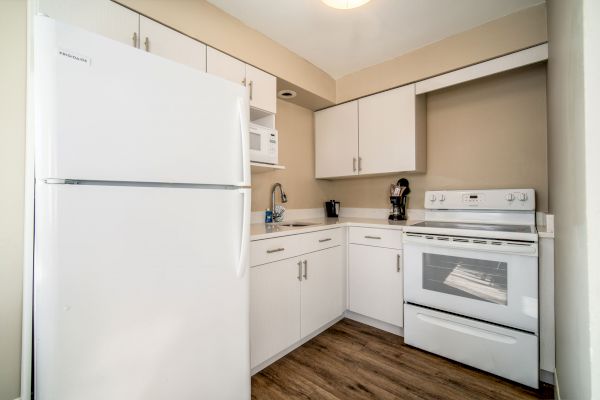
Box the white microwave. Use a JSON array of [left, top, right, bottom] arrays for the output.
[[249, 123, 278, 165]]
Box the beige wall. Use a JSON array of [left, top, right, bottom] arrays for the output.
[[117, 0, 336, 104], [547, 0, 594, 397], [0, 1, 26, 399], [336, 3, 548, 104], [251, 100, 329, 211], [328, 65, 548, 212]]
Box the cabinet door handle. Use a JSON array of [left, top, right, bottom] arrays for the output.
[[132, 32, 138, 48], [353, 158, 357, 172], [303, 260, 308, 280], [358, 157, 362, 172], [364, 235, 381, 240], [397, 253, 402, 272], [249, 80, 254, 101], [144, 37, 150, 52], [266, 247, 285, 254], [297, 260, 302, 281], [319, 238, 332, 243]]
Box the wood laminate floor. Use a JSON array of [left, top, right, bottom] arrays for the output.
[[251, 319, 554, 400]]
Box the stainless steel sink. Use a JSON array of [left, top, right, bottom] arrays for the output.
[[277, 222, 321, 227]]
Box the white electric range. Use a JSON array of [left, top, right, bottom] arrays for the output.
[[403, 189, 539, 388]]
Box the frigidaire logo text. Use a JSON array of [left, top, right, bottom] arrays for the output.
[[58, 49, 90, 65]]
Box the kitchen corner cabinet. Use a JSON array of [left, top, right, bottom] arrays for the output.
[[38, 0, 139, 47], [315, 101, 359, 178], [139, 16, 206, 72], [250, 244, 344, 368], [315, 84, 426, 179]]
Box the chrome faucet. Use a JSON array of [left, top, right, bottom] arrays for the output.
[[271, 183, 288, 221]]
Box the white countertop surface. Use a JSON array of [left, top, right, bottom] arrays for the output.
[[536, 225, 555, 239], [251, 217, 416, 241]]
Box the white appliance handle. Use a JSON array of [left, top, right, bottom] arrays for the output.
[[236, 188, 250, 278], [238, 99, 250, 187], [403, 233, 538, 256], [417, 312, 517, 344]]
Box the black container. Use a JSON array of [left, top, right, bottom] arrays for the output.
[[325, 200, 340, 218], [389, 196, 408, 221]]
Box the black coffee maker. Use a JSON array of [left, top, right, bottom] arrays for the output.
[[389, 178, 410, 221], [325, 200, 340, 218]]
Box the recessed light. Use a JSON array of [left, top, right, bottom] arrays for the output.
[[277, 89, 297, 99], [321, 0, 371, 10]]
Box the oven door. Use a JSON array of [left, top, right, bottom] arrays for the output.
[[403, 233, 538, 333]]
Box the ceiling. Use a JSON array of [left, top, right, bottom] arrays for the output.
[[206, 0, 544, 79]]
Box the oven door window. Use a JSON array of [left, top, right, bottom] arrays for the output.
[[422, 253, 507, 305], [250, 132, 261, 151]]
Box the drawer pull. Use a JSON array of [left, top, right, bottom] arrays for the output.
[[364, 235, 381, 240], [319, 238, 332, 243], [266, 248, 285, 254]]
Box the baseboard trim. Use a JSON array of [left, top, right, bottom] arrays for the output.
[[250, 314, 344, 375], [345, 311, 404, 337]]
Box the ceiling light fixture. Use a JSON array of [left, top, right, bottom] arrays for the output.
[[321, 0, 371, 10], [277, 89, 297, 99]]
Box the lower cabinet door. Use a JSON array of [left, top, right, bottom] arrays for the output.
[[250, 259, 301, 368], [348, 244, 404, 327], [301, 246, 345, 337]]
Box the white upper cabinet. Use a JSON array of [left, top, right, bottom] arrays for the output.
[[139, 16, 206, 72], [38, 0, 139, 47], [245, 65, 277, 114], [359, 84, 426, 175], [314, 84, 426, 179], [315, 101, 359, 179], [206, 47, 246, 86]]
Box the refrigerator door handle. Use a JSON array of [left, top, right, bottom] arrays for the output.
[[238, 99, 250, 187], [236, 188, 251, 278]]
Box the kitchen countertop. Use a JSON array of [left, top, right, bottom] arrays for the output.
[[251, 217, 416, 241]]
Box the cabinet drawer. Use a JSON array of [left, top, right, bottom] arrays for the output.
[[349, 227, 402, 249], [251, 228, 342, 266]]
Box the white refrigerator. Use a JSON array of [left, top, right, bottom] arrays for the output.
[[33, 16, 251, 399]]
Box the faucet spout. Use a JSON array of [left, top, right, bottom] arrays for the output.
[[271, 183, 288, 221]]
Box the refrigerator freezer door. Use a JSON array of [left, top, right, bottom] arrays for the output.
[[34, 16, 250, 186], [34, 183, 250, 399]]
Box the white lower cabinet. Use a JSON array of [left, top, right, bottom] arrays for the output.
[[300, 246, 345, 337], [250, 243, 344, 369], [348, 244, 404, 327], [250, 258, 301, 369]]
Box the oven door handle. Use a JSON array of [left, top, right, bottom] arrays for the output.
[[403, 234, 538, 256]]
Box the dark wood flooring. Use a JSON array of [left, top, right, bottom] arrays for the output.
[[251, 318, 554, 400]]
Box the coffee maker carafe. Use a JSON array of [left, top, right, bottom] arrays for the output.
[[389, 178, 410, 221]]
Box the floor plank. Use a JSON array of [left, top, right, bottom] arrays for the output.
[[251, 318, 554, 400]]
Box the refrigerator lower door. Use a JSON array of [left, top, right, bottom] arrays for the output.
[[34, 16, 250, 186], [34, 183, 250, 400]]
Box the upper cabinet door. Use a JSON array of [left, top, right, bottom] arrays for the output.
[[358, 84, 426, 175], [38, 0, 139, 47], [139, 16, 206, 72], [245, 65, 277, 114], [315, 101, 359, 179], [206, 47, 246, 86]]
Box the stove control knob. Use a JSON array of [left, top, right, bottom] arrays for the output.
[[518, 193, 528, 202], [429, 194, 437, 202], [439, 194, 446, 202], [505, 193, 515, 202]]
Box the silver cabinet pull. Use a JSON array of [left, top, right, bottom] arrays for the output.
[[358, 157, 362, 172], [144, 37, 150, 52], [248, 80, 254, 101], [132, 32, 138, 48], [266, 247, 285, 254], [319, 238, 332, 243], [353, 158, 357, 172], [297, 261, 302, 281], [303, 260, 308, 280], [364, 235, 381, 240], [397, 254, 402, 272]]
